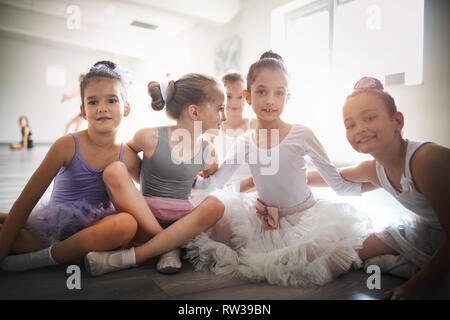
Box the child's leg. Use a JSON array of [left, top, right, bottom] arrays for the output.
[[9, 142, 23, 150], [1, 212, 137, 272], [133, 195, 224, 264], [0, 224, 47, 254], [51, 212, 137, 263], [0, 213, 47, 253], [85, 195, 225, 275], [358, 233, 399, 261], [103, 161, 163, 237]]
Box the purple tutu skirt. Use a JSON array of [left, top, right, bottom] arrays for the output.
[[24, 200, 117, 246]]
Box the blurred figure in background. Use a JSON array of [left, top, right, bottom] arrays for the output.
[[9, 116, 33, 150]]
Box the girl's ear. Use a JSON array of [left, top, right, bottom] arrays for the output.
[[80, 105, 87, 120], [243, 89, 251, 105], [394, 111, 404, 132], [123, 101, 130, 117], [187, 104, 200, 121]]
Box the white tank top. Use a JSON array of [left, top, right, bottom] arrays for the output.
[[375, 139, 441, 229]]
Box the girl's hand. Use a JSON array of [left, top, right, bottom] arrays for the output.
[[201, 163, 218, 178]]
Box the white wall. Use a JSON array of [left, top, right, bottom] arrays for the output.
[[175, 0, 449, 164], [0, 33, 176, 144], [0, 0, 448, 165]]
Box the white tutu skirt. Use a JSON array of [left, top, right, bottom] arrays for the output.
[[375, 215, 445, 268], [24, 200, 116, 246], [184, 189, 372, 288]]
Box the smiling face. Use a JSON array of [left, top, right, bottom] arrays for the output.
[[224, 80, 245, 118], [81, 78, 129, 133], [343, 92, 403, 154], [245, 67, 289, 122], [198, 88, 226, 134]]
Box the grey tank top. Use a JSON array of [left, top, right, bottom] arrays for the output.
[[140, 126, 210, 200]]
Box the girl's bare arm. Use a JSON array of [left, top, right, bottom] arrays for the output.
[[0, 136, 73, 262], [401, 143, 450, 296], [126, 128, 158, 183]]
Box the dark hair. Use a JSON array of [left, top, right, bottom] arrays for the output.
[[221, 72, 245, 85], [80, 61, 127, 106], [148, 73, 223, 120], [346, 77, 398, 115], [246, 50, 289, 91]]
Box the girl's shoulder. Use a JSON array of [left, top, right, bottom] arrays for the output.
[[288, 123, 316, 140], [410, 142, 450, 189], [48, 134, 77, 167], [135, 126, 159, 137], [130, 127, 160, 156], [133, 127, 159, 144]]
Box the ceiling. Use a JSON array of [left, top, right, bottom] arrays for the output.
[[0, 0, 242, 58]]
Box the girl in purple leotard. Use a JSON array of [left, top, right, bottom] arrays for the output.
[[0, 60, 145, 272]]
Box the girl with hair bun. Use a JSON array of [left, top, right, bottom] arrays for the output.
[[309, 76, 450, 299], [0, 61, 140, 272], [84, 73, 228, 276], [182, 51, 373, 288]]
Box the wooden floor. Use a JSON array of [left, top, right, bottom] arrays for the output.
[[0, 144, 448, 300]]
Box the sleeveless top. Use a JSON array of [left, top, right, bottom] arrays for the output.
[[375, 139, 441, 229], [22, 127, 33, 148], [50, 133, 125, 206], [140, 126, 210, 200]]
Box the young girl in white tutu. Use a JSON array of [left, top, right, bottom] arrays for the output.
[[310, 77, 449, 299], [0, 61, 141, 271], [187, 51, 374, 288]]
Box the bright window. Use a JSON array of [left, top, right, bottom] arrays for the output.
[[272, 0, 424, 162]]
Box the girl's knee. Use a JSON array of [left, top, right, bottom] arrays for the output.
[[113, 212, 138, 240], [203, 196, 225, 221], [103, 161, 128, 188]]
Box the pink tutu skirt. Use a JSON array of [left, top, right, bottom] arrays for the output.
[[144, 196, 194, 224], [24, 200, 116, 246]]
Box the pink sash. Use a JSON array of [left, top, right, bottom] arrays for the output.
[[255, 193, 317, 230]]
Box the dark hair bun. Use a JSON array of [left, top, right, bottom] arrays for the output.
[[92, 60, 117, 71], [148, 81, 165, 111], [260, 50, 283, 62]]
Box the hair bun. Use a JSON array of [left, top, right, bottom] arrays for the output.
[[354, 77, 384, 91], [260, 50, 284, 62], [148, 81, 165, 111], [91, 60, 117, 71]]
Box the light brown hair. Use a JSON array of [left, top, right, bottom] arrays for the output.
[[148, 73, 223, 119]]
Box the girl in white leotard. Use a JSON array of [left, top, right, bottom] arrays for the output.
[[187, 52, 373, 288]]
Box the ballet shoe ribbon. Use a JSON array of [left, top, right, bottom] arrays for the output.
[[255, 198, 279, 230]]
